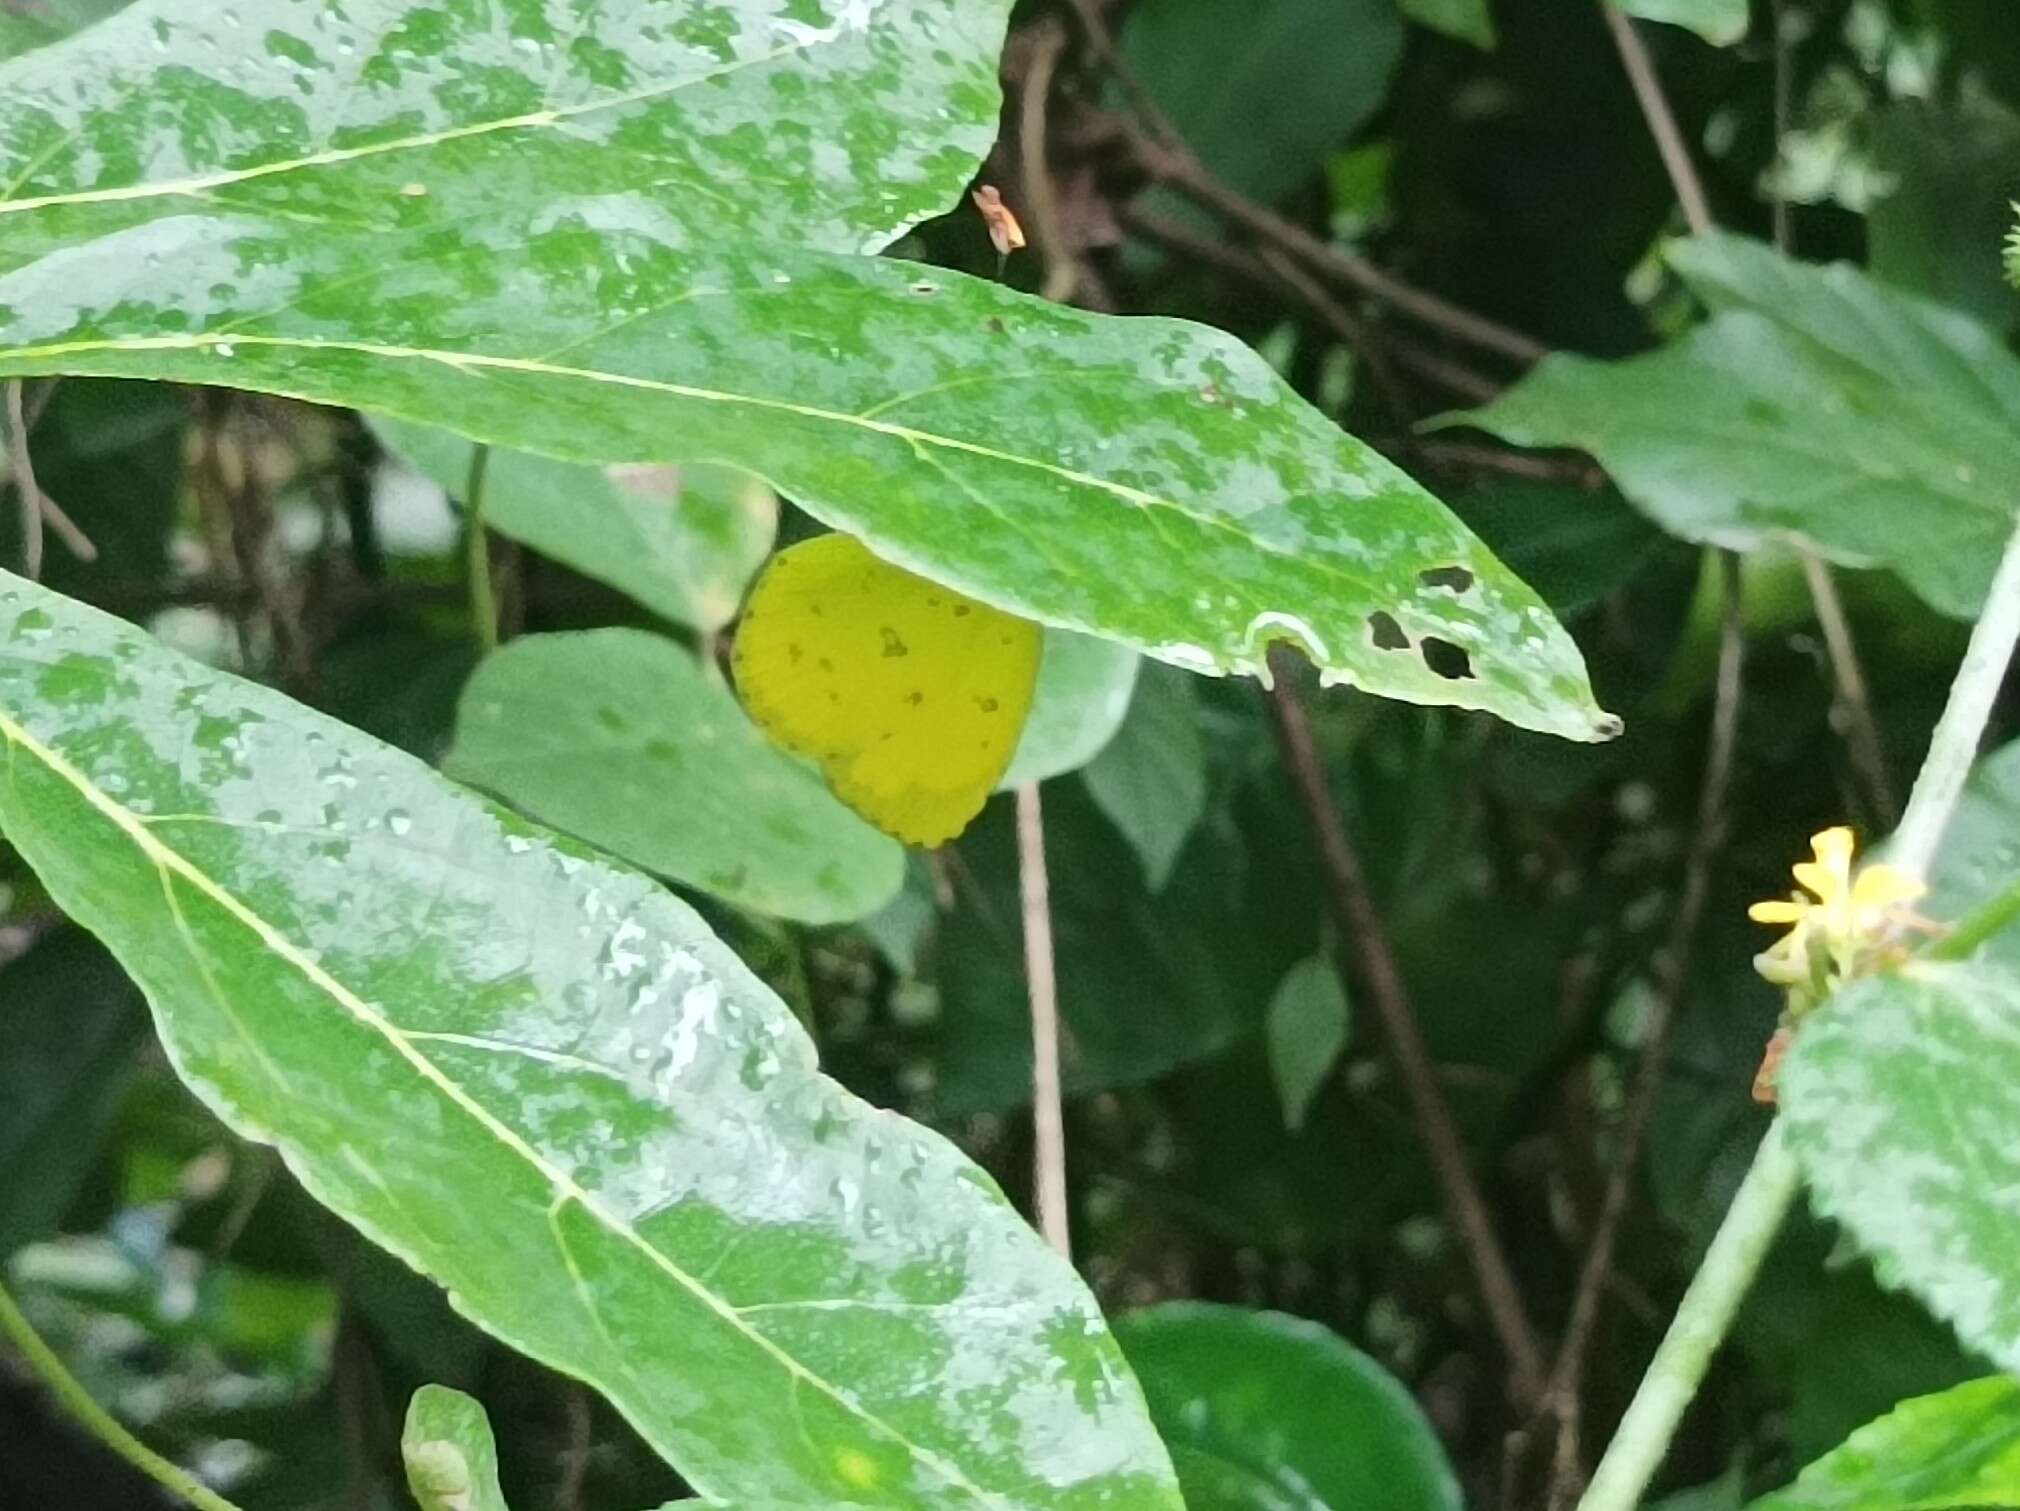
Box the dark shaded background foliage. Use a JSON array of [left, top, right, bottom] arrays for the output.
[[2, 0, 2015, 1506]]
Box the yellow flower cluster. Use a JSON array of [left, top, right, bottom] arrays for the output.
[[1748, 826, 1925, 1010]]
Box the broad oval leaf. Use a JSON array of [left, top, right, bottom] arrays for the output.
[[0, 0, 1010, 257], [0, 224, 1613, 742], [1780, 959, 2020, 1377], [1460, 234, 2020, 619], [0, 573, 1182, 1509], [1112, 1303, 1463, 1511], [1747, 1376, 2020, 1510], [403, 1385, 511, 1511], [374, 419, 777, 633], [444, 629, 903, 924], [0, 0, 1613, 743]]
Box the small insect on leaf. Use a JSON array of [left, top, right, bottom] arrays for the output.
[[733, 533, 1044, 847], [972, 184, 1027, 259]]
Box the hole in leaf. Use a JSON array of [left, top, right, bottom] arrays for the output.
[[1367, 611, 1410, 651], [1420, 637, 1475, 680], [1418, 564, 1475, 593]]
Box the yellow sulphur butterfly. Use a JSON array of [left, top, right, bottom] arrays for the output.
[[732, 532, 1044, 848]]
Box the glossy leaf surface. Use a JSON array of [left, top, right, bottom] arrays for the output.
[[1112, 1303, 1463, 1511], [1619, 0, 1749, 44], [374, 419, 776, 633], [0, 2, 1612, 743], [0, 0, 1009, 256], [445, 629, 903, 924], [1781, 959, 2020, 1377], [403, 1385, 511, 1511], [1001, 633, 1140, 790], [1082, 662, 1206, 890], [0, 573, 1181, 1508], [1463, 234, 2020, 618], [1748, 1376, 2020, 1510]]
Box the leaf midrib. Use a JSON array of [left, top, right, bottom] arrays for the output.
[[0, 693, 1010, 1509], [0, 330, 1408, 622], [0, 27, 822, 216]]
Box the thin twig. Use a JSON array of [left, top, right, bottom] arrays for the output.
[[1017, 782, 1071, 1257], [1801, 553, 1897, 829], [1581, 515, 2020, 1509], [0, 1278, 247, 1511], [1600, 5, 1713, 237], [1138, 132, 1549, 365], [1064, 0, 1547, 367], [1016, 18, 1082, 305], [7, 380, 43, 580], [1265, 653, 1547, 1404], [1253, 245, 1414, 426], [1545, 550, 1746, 1507], [464, 442, 498, 654], [2, 383, 96, 569]]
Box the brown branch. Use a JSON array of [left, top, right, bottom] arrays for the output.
[[1017, 783, 1071, 1257], [1063, 0, 1547, 367], [1014, 18, 1085, 306], [1252, 245, 1415, 425], [1543, 550, 1746, 1507], [1138, 132, 1550, 365], [1802, 553, 1897, 829], [1265, 652, 1547, 1405], [1600, 4, 1713, 237]]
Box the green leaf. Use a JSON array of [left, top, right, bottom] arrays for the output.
[[374, 419, 776, 633], [1462, 234, 2020, 619], [443, 629, 902, 925], [0, 3, 1611, 743], [1263, 956, 1350, 1134], [1781, 959, 2020, 1378], [0, 0, 1008, 256], [1747, 1376, 2020, 1510], [1001, 633, 1141, 790], [1121, 0, 1404, 208], [1397, 0, 1495, 49], [1113, 1303, 1463, 1511], [1082, 662, 1206, 890], [403, 1385, 511, 1511], [0, 573, 1182, 1508], [1618, 0, 1749, 45]]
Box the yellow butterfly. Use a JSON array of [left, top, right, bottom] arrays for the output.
[[732, 533, 1044, 847]]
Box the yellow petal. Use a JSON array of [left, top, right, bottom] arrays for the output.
[[1852, 863, 1926, 910], [1749, 898, 1808, 924], [1809, 827, 1856, 870], [1790, 862, 1842, 903]]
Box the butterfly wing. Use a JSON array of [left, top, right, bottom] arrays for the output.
[[733, 534, 1042, 847]]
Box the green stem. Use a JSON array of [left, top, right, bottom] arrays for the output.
[[1890, 516, 2020, 878], [0, 1276, 247, 1511], [1925, 874, 2020, 962], [464, 442, 497, 654], [1579, 1126, 1802, 1511], [1581, 517, 2020, 1509]]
